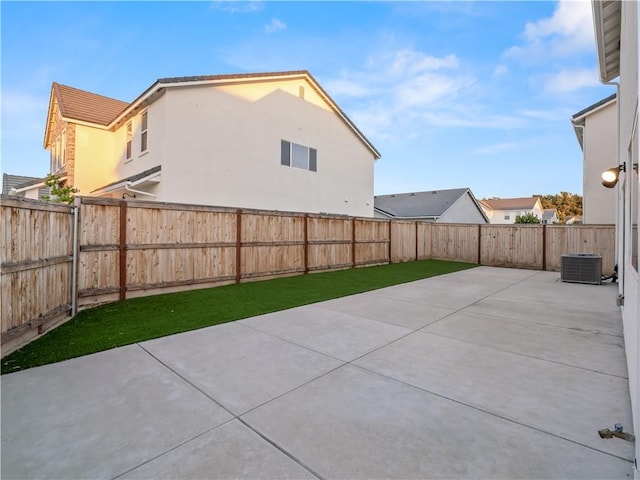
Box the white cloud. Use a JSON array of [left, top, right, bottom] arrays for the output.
[[473, 142, 518, 155], [389, 50, 459, 76], [323, 79, 371, 98], [493, 65, 508, 78], [505, 0, 594, 61], [264, 18, 286, 34], [210, 1, 263, 14], [542, 67, 600, 94]]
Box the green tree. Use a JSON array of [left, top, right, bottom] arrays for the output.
[[515, 212, 541, 224], [533, 192, 582, 223], [41, 174, 78, 205]]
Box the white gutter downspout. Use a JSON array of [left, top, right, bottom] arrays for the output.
[[123, 174, 160, 198], [124, 183, 157, 198]]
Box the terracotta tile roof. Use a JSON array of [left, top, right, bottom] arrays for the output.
[[480, 197, 540, 211], [53, 82, 129, 126]]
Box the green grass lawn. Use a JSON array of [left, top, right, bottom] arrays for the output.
[[1, 259, 476, 374]]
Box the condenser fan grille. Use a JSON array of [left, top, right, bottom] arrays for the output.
[[561, 254, 602, 285]]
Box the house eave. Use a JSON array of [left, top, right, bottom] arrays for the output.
[[592, 0, 621, 83]]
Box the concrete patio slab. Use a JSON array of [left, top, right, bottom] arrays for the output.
[[1, 266, 634, 479], [240, 304, 410, 361], [466, 296, 624, 336], [424, 310, 628, 377], [1, 345, 232, 480], [319, 294, 456, 329], [120, 420, 317, 479], [242, 364, 631, 479], [141, 322, 342, 415], [354, 331, 634, 460]]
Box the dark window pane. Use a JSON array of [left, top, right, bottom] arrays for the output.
[[141, 132, 148, 152], [309, 148, 317, 172], [281, 140, 291, 166]]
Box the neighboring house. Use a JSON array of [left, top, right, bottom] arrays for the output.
[[564, 215, 582, 225], [43, 71, 380, 217], [2, 174, 49, 200], [592, 0, 639, 474], [571, 94, 617, 224], [478, 197, 544, 224], [541, 209, 559, 225], [373, 188, 488, 224]]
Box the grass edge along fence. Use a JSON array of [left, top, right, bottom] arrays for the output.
[[1, 259, 476, 374], [1, 195, 615, 358]]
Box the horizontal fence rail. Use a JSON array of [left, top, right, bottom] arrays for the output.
[[1, 194, 616, 356]]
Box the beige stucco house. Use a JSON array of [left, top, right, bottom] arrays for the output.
[[592, 0, 639, 473], [572, 94, 617, 224], [478, 197, 544, 224], [44, 71, 380, 217], [373, 188, 488, 224]]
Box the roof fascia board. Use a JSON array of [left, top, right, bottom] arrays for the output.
[[571, 96, 617, 123], [593, 1, 609, 83], [43, 86, 57, 148]]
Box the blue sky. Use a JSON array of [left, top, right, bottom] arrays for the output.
[[1, 0, 615, 199]]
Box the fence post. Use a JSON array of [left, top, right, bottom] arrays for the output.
[[236, 209, 242, 283], [388, 221, 392, 264], [352, 217, 356, 268], [542, 224, 547, 271], [415, 222, 419, 261], [119, 200, 127, 301], [477, 224, 482, 265], [304, 214, 309, 274], [71, 197, 80, 316]]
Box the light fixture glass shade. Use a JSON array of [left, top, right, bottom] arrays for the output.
[[601, 167, 620, 188]]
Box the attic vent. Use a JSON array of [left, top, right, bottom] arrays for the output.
[[431, 191, 438, 194], [391, 195, 396, 198], [299, 86, 305, 99], [561, 254, 602, 285], [410, 193, 416, 196]]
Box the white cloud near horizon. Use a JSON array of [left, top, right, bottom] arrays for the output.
[[542, 67, 600, 93], [264, 18, 286, 34], [505, 0, 594, 61], [210, 0, 263, 14], [473, 142, 518, 155]]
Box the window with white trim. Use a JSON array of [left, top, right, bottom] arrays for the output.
[[125, 121, 132, 160], [504, 214, 510, 220], [140, 111, 148, 153], [280, 140, 317, 172], [50, 129, 66, 173]]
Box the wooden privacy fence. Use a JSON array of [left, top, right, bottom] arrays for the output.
[[1, 195, 616, 355], [1, 196, 75, 354]]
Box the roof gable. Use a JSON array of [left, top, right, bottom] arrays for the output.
[[374, 188, 476, 218], [53, 82, 129, 126]]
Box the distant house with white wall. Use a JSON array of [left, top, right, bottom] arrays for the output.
[[478, 197, 544, 224], [2, 174, 49, 200], [541, 209, 559, 225], [373, 188, 488, 223], [591, 0, 639, 474], [43, 71, 380, 217], [571, 94, 617, 224]]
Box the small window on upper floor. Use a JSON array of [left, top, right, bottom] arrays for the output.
[[140, 111, 148, 153], [281, 140, 317, 172], [504, 215, 510, 220], [125, 121, 132, 160]]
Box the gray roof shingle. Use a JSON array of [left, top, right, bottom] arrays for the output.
[[374, 188, 473, 218]]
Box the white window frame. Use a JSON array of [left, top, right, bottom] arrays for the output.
[[125, 121, 133, 161], [140, 111, 148, 153], [280, 140, 317, 172]]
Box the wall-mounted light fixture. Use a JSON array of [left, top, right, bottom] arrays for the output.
[[601, 165, 625, 188]]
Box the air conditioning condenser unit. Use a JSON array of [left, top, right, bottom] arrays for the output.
[[561, 253, 602, 285]]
